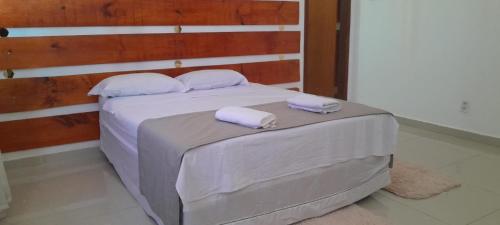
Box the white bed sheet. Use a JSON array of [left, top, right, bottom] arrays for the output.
[[100, 84, 399, 203]]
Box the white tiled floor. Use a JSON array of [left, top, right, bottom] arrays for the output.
[[1, 124, 499, 225]]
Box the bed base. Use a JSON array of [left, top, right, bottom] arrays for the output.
[[100, 122, 391, 225]]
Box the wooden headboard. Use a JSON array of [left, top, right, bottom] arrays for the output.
[[0, 0, 303, 157]]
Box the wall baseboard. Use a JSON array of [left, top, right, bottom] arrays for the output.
[[396, 116, 500, 148]]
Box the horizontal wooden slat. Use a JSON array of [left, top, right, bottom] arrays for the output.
[[0, 0, 299, 27], [0, 112, 99, 153], [0, 32, 300, 69], [0, 60, 300, 113], [241, 60, 300, 85]]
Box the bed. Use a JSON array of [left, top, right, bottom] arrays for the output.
[[98, 83, 398, 225]]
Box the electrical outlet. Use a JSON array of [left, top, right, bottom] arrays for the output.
[[460, 101, 470, 113]]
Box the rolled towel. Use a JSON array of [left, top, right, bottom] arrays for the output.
[[215, 106, 277, 129], [287, 94, 341, 114]]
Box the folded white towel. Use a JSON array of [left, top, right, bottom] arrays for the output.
[[287, 93, 340, 109], [287, 94, 341, 114], [288, 103, 341, 114], [215, 106, 277, 129]]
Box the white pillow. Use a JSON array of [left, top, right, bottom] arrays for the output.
[[88, 73, 186, 97], [176, 69, 249, 91]]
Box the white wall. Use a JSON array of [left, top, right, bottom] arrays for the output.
[[349, 0, 500, 138]]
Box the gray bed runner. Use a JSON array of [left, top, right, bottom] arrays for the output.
[[138, 101, 390, 225]]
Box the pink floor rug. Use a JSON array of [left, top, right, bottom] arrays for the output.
[[384, 160, 461, 199], [295, 205, 390, 225]]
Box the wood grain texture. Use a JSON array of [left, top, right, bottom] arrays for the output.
[[335, 0, 351, 100], [0, 112, 99, 152], [0, 60, 299, 113], [241, 60, 300, 85], [304, 0, 338, 97], [0, 0, 298, 27], [0, 32, 300, 69]]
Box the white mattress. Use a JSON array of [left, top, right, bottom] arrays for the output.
[[100, 84, 399, 204]]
